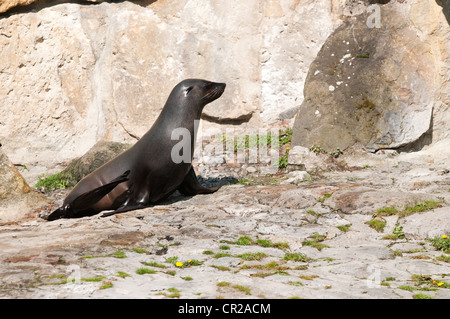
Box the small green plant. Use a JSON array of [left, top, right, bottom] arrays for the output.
[[233, 236, 289, 250], [436, 254, 450, 263], [279, 128, 293, 145], [111, 250, 126, 258], [35, 173, 68, 191], [99, 281, 113, 289], [236, 236, 253, 245], [366, 218, 386, 233], [374, 207, 399, 217], [217, 281, 231, 287], [310, 145, 326, 155], [136, 268, 157, 275], [428, 235, 449, 253], [283, 252, 309, 262], [302, 234, 329, 251], [211, 265, 230, 271], [400, 201, 442, 217], [238, 252, 267, 261], [132, 248, 149, 254], [81, 276, 105, 282], [413, 293, 434, 299], [329, 148, 343, 158], [232, 284, 251, 295], [337, 224, 352, 232], [116, 271, 130, 278], [255, 239, 289, 250], [384, 223, 405, 240], [165, 256, 179, 265], [318, 193, 332, 203], [156, 288, 181, 298], [356, 52, 370, 58], [276, 154, 289, 169], [141, 261, 167, 268], [392, 223, 405, 239], [214, 253, 232, 259]]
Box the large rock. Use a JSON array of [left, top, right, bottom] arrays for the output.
[[57, 140, 131, 187], [292, 1, 450, 152], [0, 148, 50, 222]]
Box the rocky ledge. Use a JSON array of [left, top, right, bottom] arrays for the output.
[[0, 148, 449, 299]]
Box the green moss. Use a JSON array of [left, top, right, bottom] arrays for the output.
[[141, 261, 167, 268], [237, 252, 267, 261], [111, 250, 126, 258], [116, 271, 130, 278], [302, 234, 329, 251], [337, 224, 352, 232], [211, 265, 231, 271], [400, 201, 443, 217], [136, 268, 157, 275], [167, 288, 181, 298], [165, 256, 179, 265], [428, 235, 450, 253], [217, 281, 231, 287], [214, 253, 231, 259], [81, 276, 105, 282], [318, 194, 332, 203], [236, 236, 253, 246], [283, 252, 309, 262], [374, 207, 399, 217], [35, 173, 69, 191], [99, 281, 113, 289], [132, 248, 149, 254], [232, 284, 251, 295], [356, 52, 370, 58], [436, 255, 450, 263], [366, 218, 386, 233], [413, 293, 434, 299], [255, 239, 289, 250]]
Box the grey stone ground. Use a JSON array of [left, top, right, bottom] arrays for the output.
[[0, 151, 449, 299]]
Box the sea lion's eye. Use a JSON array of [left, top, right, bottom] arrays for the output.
[[185, 87, 193, 96]]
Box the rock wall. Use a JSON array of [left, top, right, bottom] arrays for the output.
[[0, 147, 50, 222], [0, 0, 448, 180], [0, 0, 342, 175]]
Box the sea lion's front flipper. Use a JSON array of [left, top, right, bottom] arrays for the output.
[[46, 170, 130, 220], [177, 166, 219, 196]]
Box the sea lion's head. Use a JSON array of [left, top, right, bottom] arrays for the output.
[[166, 79, 226, 117]]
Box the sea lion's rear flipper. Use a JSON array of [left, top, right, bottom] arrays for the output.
[[177, 166, 219, 196], [69, 170, 131, 211], [46, 170, 130, 220]]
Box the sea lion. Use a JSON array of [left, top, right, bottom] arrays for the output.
[[47, 79, 226, 221]]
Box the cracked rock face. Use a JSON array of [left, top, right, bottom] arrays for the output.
[[292, 1, 449, 152], [0, 0, 339, 172]]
